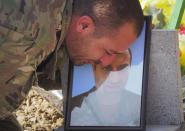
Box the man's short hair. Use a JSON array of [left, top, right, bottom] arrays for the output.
[[73, 0, 144, 37]]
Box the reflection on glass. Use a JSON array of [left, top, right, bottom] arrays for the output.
[[70, 49, 141, 126]]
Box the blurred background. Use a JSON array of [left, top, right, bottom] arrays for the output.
[[139, 0, 185, 114], [139, 0, 185, 75]]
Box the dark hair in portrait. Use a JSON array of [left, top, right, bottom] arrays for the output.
[[72, 0, 144, 37]]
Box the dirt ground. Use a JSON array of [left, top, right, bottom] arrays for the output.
[[13, 86, 64, 131]]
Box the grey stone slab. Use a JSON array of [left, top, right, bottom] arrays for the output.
[[181, 76, 185, 87], [146, 30, 184, 125], [146, 125, 180, 131]]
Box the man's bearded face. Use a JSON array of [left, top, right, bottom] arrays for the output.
[[92, 49, 131, 87]]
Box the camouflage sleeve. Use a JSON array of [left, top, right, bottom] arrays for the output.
[[0, 0, 69, 119], [36, 0, 73, 91]]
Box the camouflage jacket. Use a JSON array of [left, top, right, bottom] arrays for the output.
[[0, 0, 72, 119]]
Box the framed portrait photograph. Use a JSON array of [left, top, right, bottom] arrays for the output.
[[64, 16, 152, 131]]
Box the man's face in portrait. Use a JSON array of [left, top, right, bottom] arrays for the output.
[[66, 16, 137, 67], [92, 49, 131, 88]]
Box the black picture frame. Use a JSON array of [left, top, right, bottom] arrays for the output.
[[64, 16, 152, 131]]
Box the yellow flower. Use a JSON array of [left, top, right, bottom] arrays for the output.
[[163, 5, 173, 23], [149, 0, 169, 9], [139, 0, 149, 9]]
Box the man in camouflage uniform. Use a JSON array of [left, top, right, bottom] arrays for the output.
[[0, 0, 72, 130], [0, 0, 144, 130]]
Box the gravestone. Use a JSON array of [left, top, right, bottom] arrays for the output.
[[146, 30, 184, 125], [55, 30, 184, 131]]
